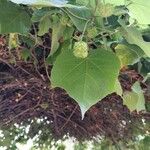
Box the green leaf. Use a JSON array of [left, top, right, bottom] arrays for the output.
[[32, 8, 58, 22], [114, 80, 123, 96], [51, 48, 120, 117], [115, 44, 144, 67], [128, 0, 150, 24], [123, 82, 146, 112], [50, 18, 66, 56], [63, 27, 74, 41], [119, 20, 150, 57], [142, 136, 150, 148], [38, 16, 52, 36], [65, 6, 92, 31], [0, 0, 31, 34], [21, 49, 31, 62], [9, 0, 92, 32], [76, 0, 98, 14]]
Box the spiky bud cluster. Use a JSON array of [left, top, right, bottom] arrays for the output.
[[73, 41, 88, 58]]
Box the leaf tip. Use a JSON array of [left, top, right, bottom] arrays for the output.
[[80, 105, 88, 120]]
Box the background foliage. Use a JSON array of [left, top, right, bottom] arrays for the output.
[[0, 0, 150, 149]]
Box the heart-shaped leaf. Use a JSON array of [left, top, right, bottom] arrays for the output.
[[51, 47, 120, 117]]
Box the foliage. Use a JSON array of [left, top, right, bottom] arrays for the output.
[[1, 0, 150, 117], [0, 117, 149, 150]]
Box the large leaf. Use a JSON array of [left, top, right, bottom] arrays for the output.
[[51, 47, 120, 117], [0, 0, 31, 34], [115, 44, 144, 67], [128, 0, 150, 24], [119, 21, 150, 57], [123, 82, 146, 112], [9, 0, 91, 32]]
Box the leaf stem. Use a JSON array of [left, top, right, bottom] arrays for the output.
[[101, 17, 109, 50], [80, 19, 91, 41]]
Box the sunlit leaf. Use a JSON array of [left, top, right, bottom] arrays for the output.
[[114, 80, 123, 96], [128, 0, 150, 24], [119, 20, 150, 57], [123, 82, 146, 112], [115, 44, 144, 67]]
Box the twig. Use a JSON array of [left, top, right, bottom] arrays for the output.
[[60, 105, 78, 131], [51, 91, 59, 135], [0, 58, 14, 70], [2, 99, 41, 126]]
